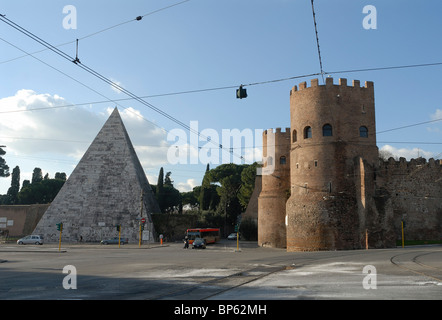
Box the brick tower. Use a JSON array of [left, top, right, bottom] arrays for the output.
[[286, 78, 380, 251], [258, 128, 291, 248]]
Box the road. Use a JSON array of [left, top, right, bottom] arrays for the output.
[[0, 240, 441, 301]]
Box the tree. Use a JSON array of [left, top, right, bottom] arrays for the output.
[[31, 168, 43, 184], [21, 180, 30, 190], [164, 171, 173, 186], [199, 164, 220, 211], [18, 178, 65, 204], [163, 184, 182, 213], [208, 163, 247, 233], [6, 166, 20, 204], [238, 162, 258, 209], [55, 172, 67, 181], [155, 168, 181, 213], [199, 164, 211, 210], [156, 167, 165, 210], [0, 147, 10, 178]]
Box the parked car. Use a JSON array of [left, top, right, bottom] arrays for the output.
[[192, 237, 206, 249], [227, 233, 240, 240], [17, 235, 44, 245], [100, 237, 128, 245]]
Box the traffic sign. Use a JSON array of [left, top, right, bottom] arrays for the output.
[[141, 218, 146, 224]]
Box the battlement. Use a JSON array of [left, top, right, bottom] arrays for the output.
[[290, 77, 374, 95], [263, 127, 291, 135], [380, 157, 442, 170]]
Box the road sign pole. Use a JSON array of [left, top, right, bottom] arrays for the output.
[[139, 223, 142, 247], [401, 221, 405, 248], [119, 227, 121, 248]]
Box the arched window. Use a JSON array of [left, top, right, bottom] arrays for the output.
[[322, 124, 333, 136], [292, 129, 297, 142], [359, 126, 368, 138], [304, 126, 312, 139], [280, 156, 287, 165]]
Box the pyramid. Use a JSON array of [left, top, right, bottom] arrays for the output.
[[34, 107, 161, 243]]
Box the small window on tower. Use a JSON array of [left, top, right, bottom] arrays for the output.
[[292, 129, 297, 142], [322, 124, 332, 136], [304, 126, 312, 139], [280, 156, 287, 165], [359, 126, 368, 138]]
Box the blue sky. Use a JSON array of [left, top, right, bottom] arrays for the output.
[[1, 0, 441, 194]]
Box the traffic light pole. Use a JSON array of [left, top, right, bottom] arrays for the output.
[[58, 223, 63, 252]]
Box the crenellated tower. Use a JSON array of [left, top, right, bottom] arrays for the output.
[[255, 77, 437, 251], [258, 127, 291, 248], [285, 78, 385, 251]]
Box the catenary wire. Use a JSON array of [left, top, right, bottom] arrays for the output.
[[2, 14, 442, 160], [0, 0, 191, 65], [310, 0, 325, 83], [0, 34, 441, 152], [0, 37, 165, 132], [0, 16, 248, 161]]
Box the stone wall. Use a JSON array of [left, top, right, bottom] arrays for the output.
[[152, 213, 199, 242], [0, 204, 49, 238], [377, 157, 442, 241]]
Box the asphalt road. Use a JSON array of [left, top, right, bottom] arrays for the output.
[[0, 240, 441, 301]]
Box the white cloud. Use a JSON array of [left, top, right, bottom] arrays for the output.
[[380, 145, 434, 160], [176, 178, 198, 192], [0, 89, 170, 171], [110, 78, 124, 94], [427, 109, 442, 133], [430, 108, 442, 121]]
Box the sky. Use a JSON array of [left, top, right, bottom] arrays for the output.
[[0, 0, 441, 195]]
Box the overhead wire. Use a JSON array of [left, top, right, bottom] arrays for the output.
[[2, 7, 442, 163], [1, 33, 441, 154], [0, 15, 249, 162], [310, 0, 325, 83], [0, 36, 166, 133], [0, 0, 191, 65]]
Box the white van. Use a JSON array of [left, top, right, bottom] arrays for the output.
[[17, 235, 44, 245]]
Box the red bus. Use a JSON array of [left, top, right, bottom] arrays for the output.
[[186, 228, 220, 244]]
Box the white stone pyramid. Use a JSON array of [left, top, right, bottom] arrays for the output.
[[34, 107, 160, 243]]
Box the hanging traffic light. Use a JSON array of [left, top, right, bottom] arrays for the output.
[[236, 85, 247, 99]]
